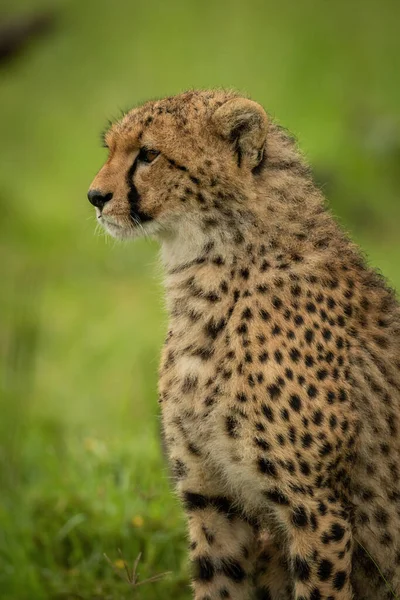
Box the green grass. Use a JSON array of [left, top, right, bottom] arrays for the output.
[[0, 0, 399, 597]]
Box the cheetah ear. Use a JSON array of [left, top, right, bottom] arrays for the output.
[[212, 98, 268, 170]]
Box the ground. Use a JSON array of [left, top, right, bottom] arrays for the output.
[[0, 0, 399, 598]]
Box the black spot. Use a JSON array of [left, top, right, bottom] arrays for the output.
[[258, 458, 278, 477], [327, 391, 335, 404], [254, 437, 270, 451], [265, 489, 290, 505], [305, 355, 314, 367], [266, 385, 283, 406], [285, 460, 296, 474], [257, 284, 269, 295], [333, 570, 347, 590], [277, 434, 285, 446], [319, 441, 333, 457], [291, 284, 302, 296], [343, 304, 352, 317], [194, 556, 215, 581], [327, 297, 336, 309], [292, 506, 308, 527], [272, 296, 283, 309], [288, 426, 297, 444], [305, 329, 314, 344], [293, 556, 311, 581], [220, 558, 246, 582], [188, 442, 201, 456], [330, 523, 345, 542], [336, 337, 344, 349], [317, 559, 333, 581], [281, 408, 290, 421], [285, 368, 294, 380], [205, 317, 226, 339], [289, 394, 302, 412], [301, 433, 313, 448], [374, 507, 389, 526], [260, 309, 271, 321], [290, 348, 301, 362], [192, 346, 215, 361], [226, 416, 239, 438], [237, 323, 248, 335], [380, 442, 390, 455], [262, 403, 275, 422], [205, 291, 220, 303], [300, 460, 310, 476], [242, 307, 253, 320], [317, 368, 328, 381], [294, 314, 304, 326], [307, 385, 318, 398]]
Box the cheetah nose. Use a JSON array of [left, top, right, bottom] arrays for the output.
[[87, 189, 113, 210]]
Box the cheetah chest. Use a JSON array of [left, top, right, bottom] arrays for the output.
[[158, 344, 231, 456]]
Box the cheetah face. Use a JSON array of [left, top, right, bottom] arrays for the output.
[[88, 91, 268, 240]]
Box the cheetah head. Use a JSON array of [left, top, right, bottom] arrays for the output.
[[88, 90, 268, 242]]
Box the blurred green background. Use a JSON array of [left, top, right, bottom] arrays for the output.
[[0, 0, 399, 598]]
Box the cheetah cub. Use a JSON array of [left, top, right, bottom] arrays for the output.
[[88, 90, 400, 600]]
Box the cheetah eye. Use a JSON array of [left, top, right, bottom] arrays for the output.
[[138, 147, 160, 164]]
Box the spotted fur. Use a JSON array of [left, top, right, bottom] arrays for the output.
[[88, 89, 400, 600]]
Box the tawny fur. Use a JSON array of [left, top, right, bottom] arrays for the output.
[[89, 89, 400, 600]]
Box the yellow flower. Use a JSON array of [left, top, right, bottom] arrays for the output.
[[114, 559, 126, 569], [131, 515, 144, 527]]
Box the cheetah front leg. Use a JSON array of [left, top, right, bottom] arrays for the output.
[[268, 492, 354, 600], [186, 497, 258, 600], [172, 454, 259, 599]]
